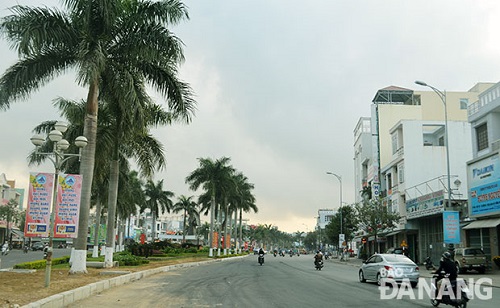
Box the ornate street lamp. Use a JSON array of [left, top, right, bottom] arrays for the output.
[[31, 121, 87, 287]]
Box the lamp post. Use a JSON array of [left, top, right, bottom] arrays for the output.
[[326, 172, 343, 235], [31, 121, 87, 287], [415, 81, 452, 209]]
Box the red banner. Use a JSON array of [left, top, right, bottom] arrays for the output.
[[54, 174, 82, 238], [24, 173, 53, 237], [212, 231, 218, 248]]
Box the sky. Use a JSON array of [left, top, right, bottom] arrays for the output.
[[2, 0, 500, 233]]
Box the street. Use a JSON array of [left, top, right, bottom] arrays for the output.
[[0, 247, 72, 269], [67, 255, 499, 307]]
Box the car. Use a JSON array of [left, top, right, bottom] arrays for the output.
[[359, 253, 419, 287], [454, 247, 487, 274], [31, 242, 45, 251]]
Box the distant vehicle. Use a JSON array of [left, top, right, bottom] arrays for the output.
[[32, 242, 45, 251], [454, 247, 487, 274], [358, 253, 419, 287]]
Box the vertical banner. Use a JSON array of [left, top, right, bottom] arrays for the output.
[[225, 235, 231, 249], [24, 172, 54, 237], [443, 211, 461, 244], [212, 231, 218, 248], [54, 174, 82, 238]]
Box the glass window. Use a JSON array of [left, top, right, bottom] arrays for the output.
[[476, 123, 488, 151], [460, 98, 468, 110]]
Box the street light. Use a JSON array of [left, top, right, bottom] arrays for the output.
[[326, 172, 343, 236], [415, 81, 452, 209], [31, 121, 87, 287]]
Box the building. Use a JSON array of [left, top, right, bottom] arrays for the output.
[[0, 173, 24, 244], [464, 81, 500, 263], [353, 83, 493, 262]]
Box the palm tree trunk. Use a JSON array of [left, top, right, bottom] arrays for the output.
[[182, 209, 187, 243], [152, 210, 156, 242], [104, 158, 119, 267], [209, 193, 215, 257], [92, 196, 102, 258], [217, 203, 222, 256], [71, 80, 99, 274], [238, 209, 243, 253]]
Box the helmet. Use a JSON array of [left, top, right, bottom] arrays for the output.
[[442, 252, 451, 259]]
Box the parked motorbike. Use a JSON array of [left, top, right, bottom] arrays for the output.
[[314, 260, 323, 270], [258, 253, 264, 265], [424, 256, 435, 270], [1, 244, 9, 256], [431, 274, 470, 308]]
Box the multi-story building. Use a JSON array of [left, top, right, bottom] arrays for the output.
[[1, 173, 24, 244], [353, 83, 493, 262], [464, 81, 500, 263]]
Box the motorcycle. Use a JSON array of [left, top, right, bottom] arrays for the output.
[[258, 253, 264, 265], [431, 274, 470, 308], [23, 246, 29, 254], [289, 251, 293, 257], [273, 251, 277, 257], [424, 256, 435, 270], [1, 244, 9, 256], [314, 259, 323, 270]]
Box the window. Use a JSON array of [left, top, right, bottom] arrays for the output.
[[392, 133, 398, 154], [422, 124, 445, 146], [476, 123, 488, 151], [460, 98, 468, 110], [398, 163, 404, 184]]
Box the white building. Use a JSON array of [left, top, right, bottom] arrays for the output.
[[464, 81, 500, 262], [353, 83, 493, 262]]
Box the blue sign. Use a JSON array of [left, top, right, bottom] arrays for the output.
[[443, 211, 460, 244]]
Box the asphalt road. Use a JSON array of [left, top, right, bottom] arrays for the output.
[[66, 254, 500, 308], [0, 247, 73, 269]]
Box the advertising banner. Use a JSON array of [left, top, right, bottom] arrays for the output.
[[468, 154, 500, 217], [54, 174, 82, 238], [443, 211, 460, 244], [406, 190, 444, 219], [24, 172, 54, 237]]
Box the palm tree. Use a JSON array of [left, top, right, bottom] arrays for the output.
[[0, 0, 194, 273], [142, 179, 174, 242], [172, 195, 198, 243], [185, 157, 235, 256]]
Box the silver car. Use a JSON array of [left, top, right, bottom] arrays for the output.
[[358, 253, 419, 287]]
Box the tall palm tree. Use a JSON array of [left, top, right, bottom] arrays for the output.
[[0, 0, 194, 273], [172, 195, 198, 243], [142, 179, 174, 242], [185, 157, 235, 256]]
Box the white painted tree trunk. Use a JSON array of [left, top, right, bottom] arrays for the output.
[[104, 246, 114, 268], [70, 250, 88, 273]]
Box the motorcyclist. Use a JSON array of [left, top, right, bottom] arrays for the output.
[[314, 250, 323, 267], [1, 242, 9, 255], [434, 251, 457, 297]]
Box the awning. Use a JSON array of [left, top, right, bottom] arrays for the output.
[[10, 229, 24, 240], [463, 218, 500, 229], [385, 230, 403, 237]]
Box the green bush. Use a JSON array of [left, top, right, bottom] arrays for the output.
[[14, 256, 70, 269], [114, 252, 149, 266]]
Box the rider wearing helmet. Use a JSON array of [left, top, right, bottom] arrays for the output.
[[434, 252, 457, 280], [434, 251, 458, 297]]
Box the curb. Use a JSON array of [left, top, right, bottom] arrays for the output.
[[21, 255, 247, 308]]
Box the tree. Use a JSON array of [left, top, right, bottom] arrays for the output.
[[185, 157, 235, 256], [0, 0, 194, 273], [324, 205, 359, 248], [142, 179, 174, 241], [0, 199, 20, 246], [354, 198, 401, 253], [172, 195, 198, 243]]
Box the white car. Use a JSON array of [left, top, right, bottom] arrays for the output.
[[359, 253, 419, 287]]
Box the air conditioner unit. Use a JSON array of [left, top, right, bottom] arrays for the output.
[[491, 139, 500, 151]]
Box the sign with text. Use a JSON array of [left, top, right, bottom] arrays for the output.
[[24, 173, 53, 237], [54, 174, 82, 238], [443, 211, 460, 244], [468, 154, 500, 217], [406, 190, 444, 219]]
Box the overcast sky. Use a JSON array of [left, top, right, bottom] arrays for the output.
[[2, 0, 500, 233]]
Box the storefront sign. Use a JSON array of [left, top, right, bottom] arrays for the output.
[[406, 190, 444, 219], [468, 154, 500, 217]]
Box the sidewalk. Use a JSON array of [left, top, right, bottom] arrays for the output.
[[327, 256, 500, 288]]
